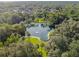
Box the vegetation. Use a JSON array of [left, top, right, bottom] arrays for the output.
[[24, 36, 47, 57], [34, 18, 45, 23], [0, 1, 79, 57], [47, 18, 79, 57]]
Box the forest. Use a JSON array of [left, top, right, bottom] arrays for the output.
[[0, 1, 79, 57]]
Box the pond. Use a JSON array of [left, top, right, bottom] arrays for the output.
[[26, 23, 52, 40]]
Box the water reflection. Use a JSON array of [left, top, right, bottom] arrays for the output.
[[26, 23, 51, 40]]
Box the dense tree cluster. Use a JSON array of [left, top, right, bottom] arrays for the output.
[[0, 41, 42, 57], [0, 23, 25, 42], [0, 1, 79, 57], [47, 18, 79, 57]]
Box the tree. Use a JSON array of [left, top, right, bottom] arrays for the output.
[[47, 19, 79, 57]]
